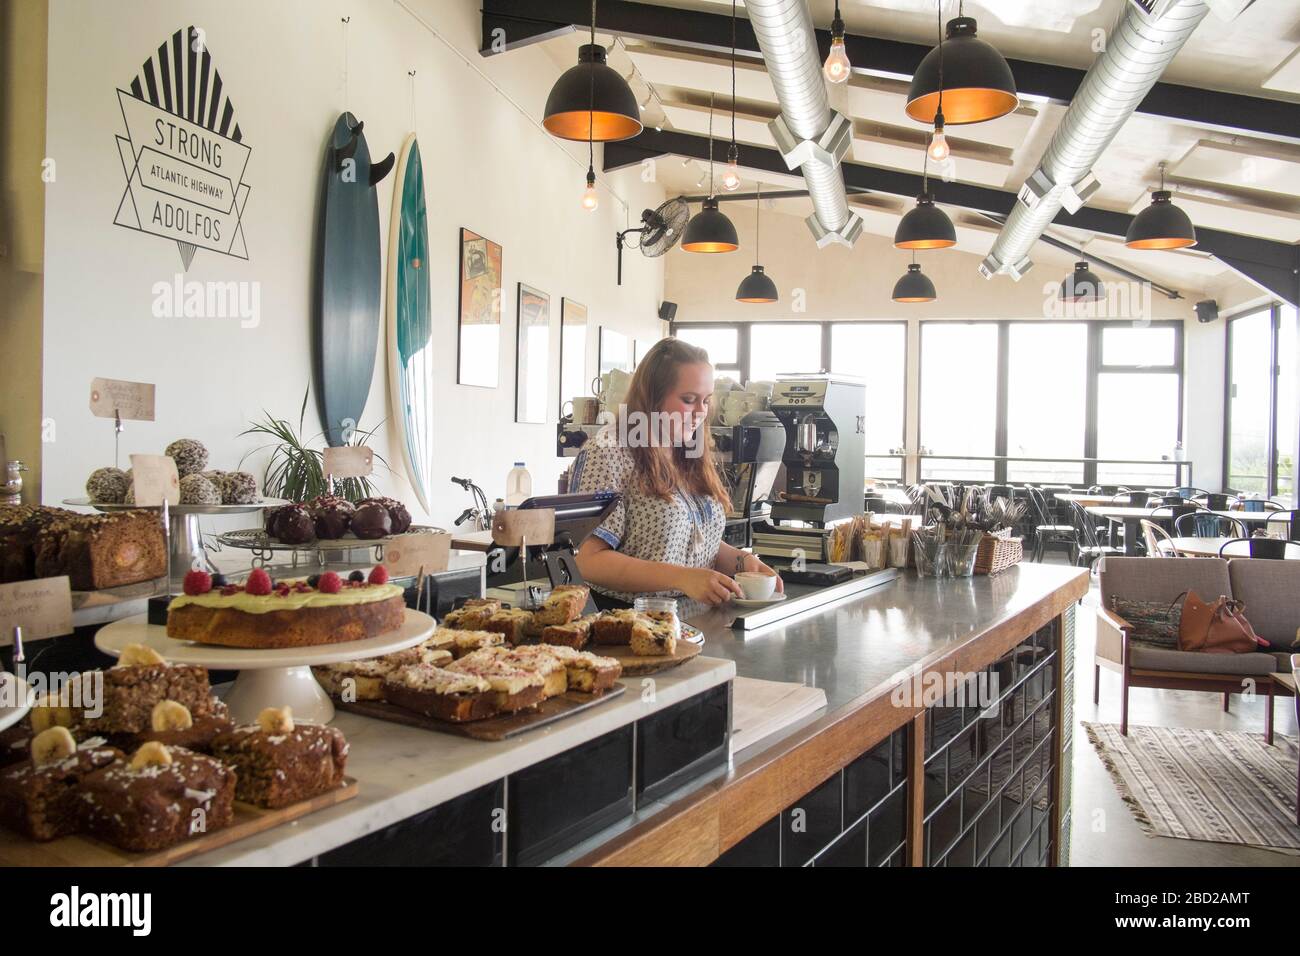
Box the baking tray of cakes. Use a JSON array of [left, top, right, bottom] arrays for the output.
[[0, 647, 356, 867], [316, 586, 701, 740]]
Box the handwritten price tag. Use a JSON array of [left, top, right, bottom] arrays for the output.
[[129, 454, 180, 506], [89, 378, 156, 421], [384, 531, 452, 577], [0, 577, 74, 644], [322, 445, 374, 479], [491, 508, 556, 547]]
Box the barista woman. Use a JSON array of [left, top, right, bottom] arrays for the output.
[[570, 337, 782, 608]]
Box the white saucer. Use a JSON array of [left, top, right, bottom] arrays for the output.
[[731, 592, 788, 607], [0, 673, 33, 733]]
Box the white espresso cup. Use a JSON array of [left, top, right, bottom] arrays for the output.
[[736, 570, 777, 600]]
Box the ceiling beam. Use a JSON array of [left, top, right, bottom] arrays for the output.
[[481, 0, 1300, 144], [606, 127, 1300, 304]]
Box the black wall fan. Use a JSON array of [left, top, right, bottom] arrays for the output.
[[616, 198, 689, 285]]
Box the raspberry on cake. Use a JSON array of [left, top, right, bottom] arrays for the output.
[[166, 568, 407, 649], [0, 728, 122, 841], [77, 741, 235, 851], [210, 707, 349, 809]]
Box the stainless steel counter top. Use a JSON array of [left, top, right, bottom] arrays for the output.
[[684, 563, 1089, 714]]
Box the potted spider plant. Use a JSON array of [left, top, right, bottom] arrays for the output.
[[240, 388, 388, 503]]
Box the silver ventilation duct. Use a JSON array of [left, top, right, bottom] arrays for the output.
[[746, 0, 863, 247], [980, 0, 1211, 280]]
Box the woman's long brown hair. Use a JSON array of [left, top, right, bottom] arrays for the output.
[[618, 338, 731, 505]]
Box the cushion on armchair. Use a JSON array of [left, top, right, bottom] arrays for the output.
[[1227, 560, 1300, 652], [1110, 597, 1181, 650]]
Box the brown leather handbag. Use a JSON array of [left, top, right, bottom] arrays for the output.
[[1177, 591, 1267, 654]]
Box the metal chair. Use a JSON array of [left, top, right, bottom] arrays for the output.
[[1174, 509, 1247, 538], [1026, 486, 1077, 563], [1204, 492, 1241, 511], [1115, 490, 1151, 507], [1140, 519, 1180, 557], [1241, 498, 1269, 513], [1171, 486, 1210, 500], [1265, 509, 1300, 541], [1218, 537, 1292, 560], [1070, 500, 1122, 571]]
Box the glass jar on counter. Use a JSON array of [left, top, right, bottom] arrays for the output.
[[633, 595, 681, 642]]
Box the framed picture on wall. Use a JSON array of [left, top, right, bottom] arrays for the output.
[[559, 298, 588, 417], [457, 227, 502, 388], [515, 284, 551, 424], [599, 328, 630, 375]]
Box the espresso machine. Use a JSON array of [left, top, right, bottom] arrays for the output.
[[768, 375, 865, 526], [710, 410, 786, 547]]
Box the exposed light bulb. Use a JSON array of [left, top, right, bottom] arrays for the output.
[[927, 129, 949, 162], [823, 36, 851, 84], [581, 168, 598, 212], [927, 109, 949, 163], [722, 158, 742, 192]]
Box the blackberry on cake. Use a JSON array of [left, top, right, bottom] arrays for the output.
[[210, 707, 348, 809], [179, 473, 221, 505], [77, 741, 235, 851], [85, 467, 130, 504], [164, 438, 209, 478]]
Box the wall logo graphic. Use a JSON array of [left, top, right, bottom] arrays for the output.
[[114, 25, 251, 270]]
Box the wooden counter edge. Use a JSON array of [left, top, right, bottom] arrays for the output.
[[575, 569, 1089, 866]]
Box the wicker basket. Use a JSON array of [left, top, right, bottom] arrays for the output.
[[974, 528, 1023, 575]]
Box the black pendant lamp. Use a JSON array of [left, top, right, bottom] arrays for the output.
[[892, 260, 937, 303], [736, 185, 778, 303], [895, 155, 956, 250], [682, 95, 739, 253], [1059, 261, 1104, 302], [906, 2, 1016, 125], [1127, 162, 1197, 250], [543, 1, 642, 142]]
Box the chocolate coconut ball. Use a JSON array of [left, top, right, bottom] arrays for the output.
[[275, 505, 316, 544], [219, 471, 259, 505], [350, 501, 392, 539], [165, 438, 209, 478], [359, 496, 411, 534], [85, 467, 130, 504], [179, 473, 221, 505], [308, 494, 354, 539]]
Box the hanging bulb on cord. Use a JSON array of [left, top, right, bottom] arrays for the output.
[[722, 144, 741, 192], [824, 2, 851, 84], [581, 166, 598, 212], [927, 109, 949, 162]]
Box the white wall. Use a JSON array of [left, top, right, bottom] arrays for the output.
[[667, 208, 1226, 488], [41, 0, 664, 528]]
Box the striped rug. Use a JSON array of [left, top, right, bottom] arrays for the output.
[[1085, 722, 1300, 852]]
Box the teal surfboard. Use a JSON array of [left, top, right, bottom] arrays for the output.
[[385, 134, 433, 513], [313, 112, 394, 447]]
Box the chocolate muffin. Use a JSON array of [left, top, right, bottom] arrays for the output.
[[360, 496, 412, 534], [308, 495, 355, 539], [274, 505, 316, 544], [350, 501, 392, 540]]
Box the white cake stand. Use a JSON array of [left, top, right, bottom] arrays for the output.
[[93, 608, 435, 725], [0, 673, 33, 733]]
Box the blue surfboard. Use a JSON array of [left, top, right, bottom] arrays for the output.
[[312, 112, 394, 447]]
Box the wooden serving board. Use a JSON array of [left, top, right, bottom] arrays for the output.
[[337, 685, 626, 741], [0, 778, 357, 867], [594, 638, 702, 676]]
